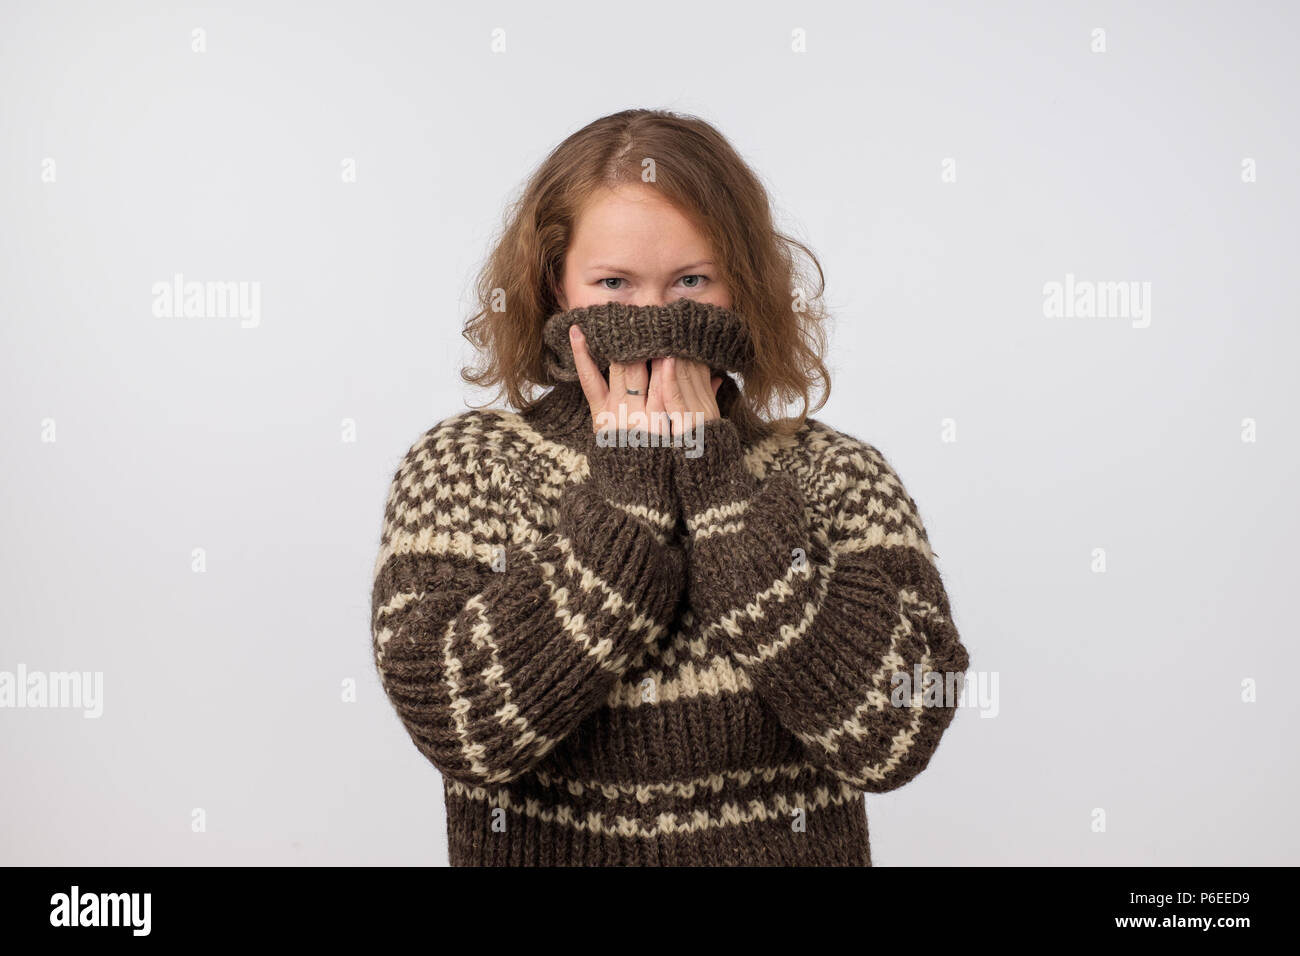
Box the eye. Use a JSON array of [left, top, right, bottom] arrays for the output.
[[680, 275, 707, 288], [600, 278, 624, 290]]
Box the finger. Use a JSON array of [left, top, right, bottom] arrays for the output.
[[661, 356, 687, 414], [697, 365, 723, 418], [647, 358, 666, 413], [607, 360, 635, 432], [685, 361, 720, 415], [664, 357, 705, 437], [620, 360, 650, 431], [607, 359, 625, 409], [569, 325, 607, 422], [672, 358, 719, 429], [686, 356, 707, 405], [673, 356, 708, 411], [646, 357, 668, 434], [622, 359, 649, 396], [687, 358, 713, 397], [608, 360, 645, 403]]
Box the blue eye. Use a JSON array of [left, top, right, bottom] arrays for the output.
[[681, 275, 705, 288], [601, 278, 624, 290]]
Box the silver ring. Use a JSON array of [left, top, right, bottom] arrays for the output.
[[625, 388, 641, 395]]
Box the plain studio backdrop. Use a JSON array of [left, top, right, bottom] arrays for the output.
[[1, 0, 1296, 866]]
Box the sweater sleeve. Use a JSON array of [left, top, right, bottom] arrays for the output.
[[673, 417, 969, 793], [370, 419, 685, 787]]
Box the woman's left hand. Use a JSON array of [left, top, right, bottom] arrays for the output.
[[650, 355, 723, 432]]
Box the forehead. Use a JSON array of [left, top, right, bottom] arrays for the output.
[[568, 185, 712, 268]]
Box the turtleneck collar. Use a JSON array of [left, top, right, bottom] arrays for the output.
[[540, 297, 755, 383], [521, 298, 754, 444]]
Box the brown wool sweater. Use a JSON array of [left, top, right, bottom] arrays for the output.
[[370, 297, 970, 866]]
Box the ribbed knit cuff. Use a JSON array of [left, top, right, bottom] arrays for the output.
[[585, 426, 679, 535], [671, 417, 758, 530]]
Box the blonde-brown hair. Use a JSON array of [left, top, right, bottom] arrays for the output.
[[460, 108, 831, 440]]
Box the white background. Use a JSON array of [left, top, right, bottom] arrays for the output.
[[1, 0, 1296, 865]]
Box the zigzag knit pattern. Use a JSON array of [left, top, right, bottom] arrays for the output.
[[370, 300, 970, 866]]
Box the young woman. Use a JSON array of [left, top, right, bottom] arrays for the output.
[[370, 109, 970, 866]]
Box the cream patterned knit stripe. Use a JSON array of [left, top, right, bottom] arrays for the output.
[[370, 416, 686, 786], [672, 416, 971, 792], [589, 426, 681, 545]]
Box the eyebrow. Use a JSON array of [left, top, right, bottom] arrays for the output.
[[586, 260, 715, 274]]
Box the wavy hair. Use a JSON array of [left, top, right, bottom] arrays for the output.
[[460, 108, 831, 440]]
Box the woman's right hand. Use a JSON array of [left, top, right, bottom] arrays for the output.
[[570, 324, 670, 436]]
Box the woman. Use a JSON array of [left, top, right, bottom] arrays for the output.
[[369, 108, 970, 866]]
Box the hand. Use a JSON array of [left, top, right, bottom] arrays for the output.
[[571, 325, 667, 436], [652, 355, 723, 435], [569, 325, 723, 436]]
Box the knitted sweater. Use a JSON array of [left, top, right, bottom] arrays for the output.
[[370, 297, 970, 866]]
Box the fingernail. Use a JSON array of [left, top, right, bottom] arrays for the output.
[[569, 325, 582, 341]]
